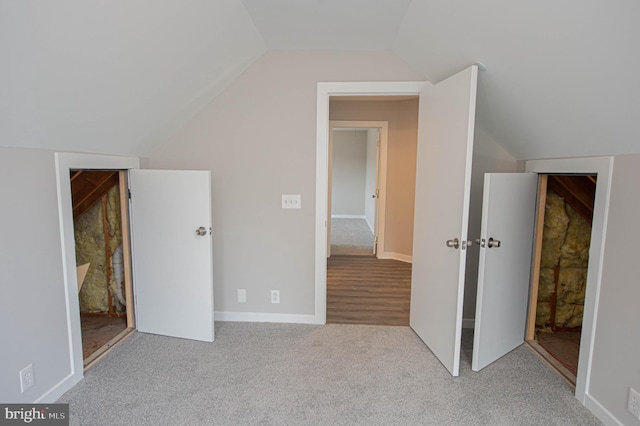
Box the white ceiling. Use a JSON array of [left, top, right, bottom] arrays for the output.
[[1, 0, 639, 159], [241, 0, 411, 50], [0, 0, 266, 156], [394, 0, 640, 159]]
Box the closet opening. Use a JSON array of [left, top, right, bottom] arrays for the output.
[[70, 170, 135, 369], [526, 174, 597, 385]]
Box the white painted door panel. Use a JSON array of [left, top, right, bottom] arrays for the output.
[[410, 66, 478, 377], [129, 169, 214, 342], [373, 129, 381, 255], [472, 173, 537, 371]]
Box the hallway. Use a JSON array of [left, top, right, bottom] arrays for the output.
[[327, 255, 411, 326]]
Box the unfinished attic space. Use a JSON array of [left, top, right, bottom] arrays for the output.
[[71, 170, 130, 364], [530, 175, 596, 384]]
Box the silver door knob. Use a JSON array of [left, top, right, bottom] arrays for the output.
[[196, 226, 207, 236], [487, 237, 501, 248], [475, 238, 486, 248], [446, 238, 459, 249]]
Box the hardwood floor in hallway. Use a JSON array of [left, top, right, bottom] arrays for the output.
[[327, 255, 412, 326]]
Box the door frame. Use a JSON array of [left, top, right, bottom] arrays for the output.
[[525, 157, 613, 405], [315, 82, 425, 324], [328, 121, 389, 257], [55, 153, 139, 385]]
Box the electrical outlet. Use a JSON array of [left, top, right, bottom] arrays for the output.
[[271, 290, 280, 304], [628, 388, 640, 420], [281, 195, 301, 209], [237, 289, 246, 303], [19, 364, 34, 393]]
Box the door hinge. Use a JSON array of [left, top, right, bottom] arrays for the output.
[[375, 189, 379, 198], [128, 189, 132, 199], [374, 235, 378, 243]]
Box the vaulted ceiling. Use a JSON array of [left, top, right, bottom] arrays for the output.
[[2, 1, 638, 160]]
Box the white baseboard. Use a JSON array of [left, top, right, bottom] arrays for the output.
[[462, 319, 475, 329], [585, 393, 623, 426], [365, 218, 374, 234], [35, 372, 79, 403], [377, 252, 412, 263], [331, 214, 365, 219], [214, 311, 317, 324]]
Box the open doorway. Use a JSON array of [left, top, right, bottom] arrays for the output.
[[328, 124, 384, 257], [70, 170, 135, 368], [526, 174, 597, 385], [325, 98, 418, 326]]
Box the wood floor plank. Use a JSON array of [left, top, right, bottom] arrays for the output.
[[326, 255, 412, 326]]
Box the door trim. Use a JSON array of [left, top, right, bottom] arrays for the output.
[[118, 171, 135, 328], [315, 81, 425, 324], [525, 174, 548, 341], [328, 120, 389, 257], [525, 157, 614, 405], [55, 153, 139, 387]]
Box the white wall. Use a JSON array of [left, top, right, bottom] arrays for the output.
[[331, 130, 367, 216], [463, 128, 518, 322], [0, 147, 73, 403], [330, 98, 418, 258], [147, 50, 424, 316], [587, 154, 640, 425], [364, 129, 378, 231]]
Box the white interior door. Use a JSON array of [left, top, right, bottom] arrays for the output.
[[410, 65, 478, 377], [327, 130, 334, 258], [372, 129, 381, 255], [129, 169, 214, 342], [472, 173, 537, 371]]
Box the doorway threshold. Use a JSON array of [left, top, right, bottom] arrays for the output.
[[84, 327, 135, 372], [526, 340, 576, 387]]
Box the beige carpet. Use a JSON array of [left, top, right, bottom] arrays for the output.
[[330, 218, 374, 256]]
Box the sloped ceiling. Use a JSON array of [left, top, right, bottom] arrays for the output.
[[0, 0, 266, 156], [394, 1, 640, 159], [2, 1, 639, 160], [241, 0, 411, 50]]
